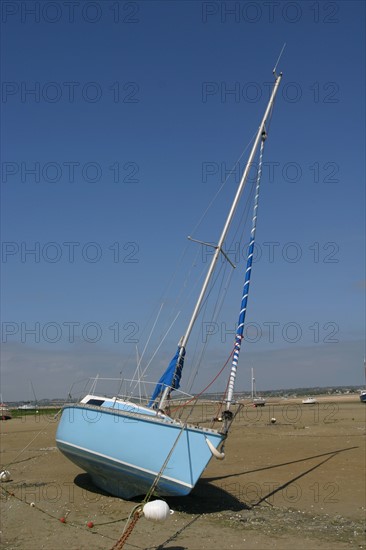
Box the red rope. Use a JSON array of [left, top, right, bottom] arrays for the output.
[[170, 347, 235, 412]]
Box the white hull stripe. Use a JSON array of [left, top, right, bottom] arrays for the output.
[[56, 438, 193, 489]]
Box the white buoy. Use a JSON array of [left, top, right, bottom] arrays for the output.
[[271, 418, 277, 424], [143, 500, 174, 522], [0, 470, 11, 482]]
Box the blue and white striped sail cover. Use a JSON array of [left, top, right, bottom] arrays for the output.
[[148, 346, 185, 407], [237, 238, 255, 338]]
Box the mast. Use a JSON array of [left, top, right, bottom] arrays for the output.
[[183, 73, 282, 350], [159, 72, 282, 409]]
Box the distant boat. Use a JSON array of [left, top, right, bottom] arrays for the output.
[[360, 358, 366, 403], [302, 397, 317, 404], [0, 403, 12, 420], [56, 68, 283, 499], [251, 368, 266, 407], [17, 403, 37, 410]]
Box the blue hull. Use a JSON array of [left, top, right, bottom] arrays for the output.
[[56, 404, 225, 499]]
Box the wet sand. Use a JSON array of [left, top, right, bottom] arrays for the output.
[[1, 396, 365, 549]]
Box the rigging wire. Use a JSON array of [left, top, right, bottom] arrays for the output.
[[128, 92, 277, 396], [142, 125, 260, 357], [184, 176, 257, 395], [273, 42, 286, 76], [182, 119, 274, 408], [129, 310, 181, 394], [129, 302, 164, 389], [189, 128, 258, 239]]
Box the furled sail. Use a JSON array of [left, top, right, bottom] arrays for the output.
[[225, 133, 266, 411], [148, 346, 185, 407]]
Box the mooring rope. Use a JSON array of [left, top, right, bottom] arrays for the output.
[[110, 420, 187, 549], [2, 429, 43, 469]]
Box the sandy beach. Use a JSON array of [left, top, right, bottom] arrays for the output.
[[1, 396, 365, 550]]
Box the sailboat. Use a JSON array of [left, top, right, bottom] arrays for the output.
[[251, 367, 266, 407], [56, 70, 283, 499], [17, 380, 38, 410]]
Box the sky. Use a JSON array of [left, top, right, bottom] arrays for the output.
[[1, 0, 365, 402]]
